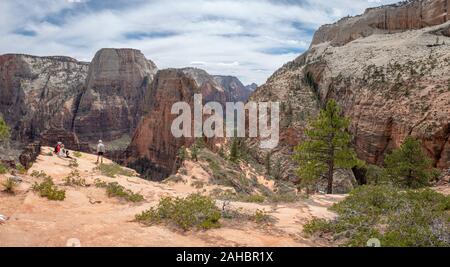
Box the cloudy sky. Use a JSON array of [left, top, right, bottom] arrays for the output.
[[0, 0, 398, 85]]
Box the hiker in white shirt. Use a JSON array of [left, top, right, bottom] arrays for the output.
[[96, 140, 106, 164]]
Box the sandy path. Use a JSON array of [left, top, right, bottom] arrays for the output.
[[0, 148, 342, 247]]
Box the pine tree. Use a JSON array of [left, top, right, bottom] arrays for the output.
[[293, 100, 359, 194], [190, 144, 199, 162], [178, 146, 186, 161], [384, 136, 432, 189], [265, 152, 271, 176], [229, 137, 239, 163]]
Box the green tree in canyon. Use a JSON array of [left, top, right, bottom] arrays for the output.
[[384, 136, 433, 189], [294, 100, 359, 194]]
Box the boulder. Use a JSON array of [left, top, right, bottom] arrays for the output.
[[317, 169, 358, 194], [19, 142, 41, 169]]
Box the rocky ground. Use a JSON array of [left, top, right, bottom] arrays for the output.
[[0, 147, 344, 247]]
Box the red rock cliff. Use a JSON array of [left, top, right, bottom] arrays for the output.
[[73, 48, 157, 142]]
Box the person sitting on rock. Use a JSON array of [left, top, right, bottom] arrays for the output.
[[96, 140, 105, 164], [54, 142, 62, 155], [59, 144, 66, 158]]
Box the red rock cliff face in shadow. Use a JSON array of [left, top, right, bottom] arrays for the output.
[[311, 0, 450, 46], [73, 48, 157, 142], [123, 69, 199, 180], [123, 68, 248, 180]]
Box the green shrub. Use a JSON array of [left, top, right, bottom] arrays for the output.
[[104, 182, 144, 202], [303, 218, 333, 235], [64, 170, 87, 187], [15, 164, 27, 175], [253, 209, 272, 224], [267, 192, 298, 203], [95, 163, 134, 178], [365, 164, 390, 185], [135, 194, 221, 231], [68, 159, 79, 168], [31, 170, 50, 179], [213, 190, 266, 203], [178, 146, 187, 161], [190, 145, 199, 162], [303, 185, 450, 247], [94, 178, 108, 188], [2, 177, 17, 194], [32, 178, 66, 201], [73, 151, 82, 158], [0, 163, 8, 174], [242, 194, 266, 203]]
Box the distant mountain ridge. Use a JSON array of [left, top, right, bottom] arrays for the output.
[[0, 49, 251, 149]]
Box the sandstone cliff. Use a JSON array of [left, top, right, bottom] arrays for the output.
[[73, 48, 158, 142], [123, 68, 253, 180], [312, 0, 450, 46], [249, 1, 450, 181], [0, 54, 88, 142], [124, 69, 201, 180]]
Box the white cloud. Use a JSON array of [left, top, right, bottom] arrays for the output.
[[0, 0, 399, 84]]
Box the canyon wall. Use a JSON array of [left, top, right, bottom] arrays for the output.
[[124, 68, 252, 180], [311, 0, 450, 46], [73, 48, 158, 142], [249, 1, 450, 181], [0, 54, 88, 142]]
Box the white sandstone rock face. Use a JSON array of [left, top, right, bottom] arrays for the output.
[[249, 19, 450, 181]]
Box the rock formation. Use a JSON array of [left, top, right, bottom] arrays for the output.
[[0, 52, 250, 150], [40, 129, 90, 152], [180, 68, 252, 103], [19, 141, 41, 169], [73, 48, 158, 142], [0, 54, 88, 142], [123, 67, 254, 180], [311, 0, 450, 46], [124, 69, 201, 180], [245, 83, 258, 92], [212, 75, 253, 102], [248, 0, 450, 182]]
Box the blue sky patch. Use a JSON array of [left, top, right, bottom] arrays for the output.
[[124, 31, 178, 40]]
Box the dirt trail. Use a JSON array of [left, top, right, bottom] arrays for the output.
[[0, 147, 342, 247]]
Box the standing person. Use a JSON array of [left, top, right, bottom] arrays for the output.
[[96, 140, 105, 164]]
